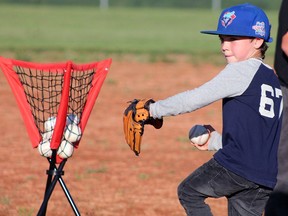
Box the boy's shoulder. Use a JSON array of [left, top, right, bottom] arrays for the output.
[[227, 58, 271, 71], [223, 59, 275, 83]]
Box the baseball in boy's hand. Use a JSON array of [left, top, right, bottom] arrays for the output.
[[189, 125, 210, 145]]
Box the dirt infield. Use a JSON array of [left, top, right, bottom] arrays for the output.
[[0, 59, 228, 216]]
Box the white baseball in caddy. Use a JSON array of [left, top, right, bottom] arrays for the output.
[[44, 116, 57, 132], [64, 123, 82, 143], [66, 113, 80, 125], [58, 114, 82, 159], [38, 139, 53, 157], [38, 116, 57, 157], [57, 139, 74, 159], [38, 114, 82, 159]]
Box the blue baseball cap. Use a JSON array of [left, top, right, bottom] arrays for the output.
[[201, 3, 273, 43]]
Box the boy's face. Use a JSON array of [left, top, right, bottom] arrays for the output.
[[219, 35, 263, 63]]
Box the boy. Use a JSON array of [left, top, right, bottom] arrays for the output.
[[148, 3, 282, 216]]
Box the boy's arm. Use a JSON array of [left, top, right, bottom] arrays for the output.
[[150, 59, 260, 119], [207, 131, 222, 151]]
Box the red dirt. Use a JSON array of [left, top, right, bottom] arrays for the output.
[[0, 59, 228, 216]]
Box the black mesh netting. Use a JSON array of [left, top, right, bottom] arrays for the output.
[[14, 65, 95, 135]]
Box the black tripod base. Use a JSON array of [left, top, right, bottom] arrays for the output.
[[37, 153, 81, 216]]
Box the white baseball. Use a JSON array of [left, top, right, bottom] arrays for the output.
[[190, 133, 210, 145], [38, 139, 52, 157], [42, 131, 53, 140], [66, 114, 80, 125], [44, 116, 57, 132], [57, 140, 74, 159], [64, 124, 82, 143]]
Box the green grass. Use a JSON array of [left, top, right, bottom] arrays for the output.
[[0, 196, 10, 205], [18, 207, 34, 216], [0, 4, 279, 62]]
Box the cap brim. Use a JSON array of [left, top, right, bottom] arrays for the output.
[[200, 30, 251, 36], [200, 30, 221, 35], [200, 30, 273, 43]]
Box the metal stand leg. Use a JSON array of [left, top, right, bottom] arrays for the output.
[[38, 150, 57, 216], [54, 164, 81, 215], [37, 152, 81, 216]]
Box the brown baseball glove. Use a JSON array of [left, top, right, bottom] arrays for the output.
[[123, 99, 163, 156]]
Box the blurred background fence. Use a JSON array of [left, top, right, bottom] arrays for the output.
[[0, 0, 282, 10]]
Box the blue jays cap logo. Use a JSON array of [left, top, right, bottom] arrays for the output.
[[252, 21, 266, 37], [221, 11, 236, 28]]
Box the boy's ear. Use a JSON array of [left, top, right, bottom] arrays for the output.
[[253, 38, 264, 49]]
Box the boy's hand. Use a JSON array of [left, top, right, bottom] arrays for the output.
[[189, 124, 215, 151]]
